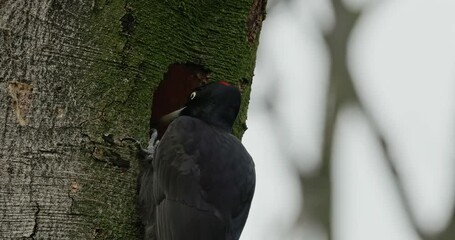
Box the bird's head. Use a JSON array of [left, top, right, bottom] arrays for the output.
[[161, 81, 241, 132]]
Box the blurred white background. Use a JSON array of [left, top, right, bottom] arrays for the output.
[[241, 0, 455, 239]]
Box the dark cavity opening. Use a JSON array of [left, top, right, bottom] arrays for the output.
[[150, 63, 210, 138]]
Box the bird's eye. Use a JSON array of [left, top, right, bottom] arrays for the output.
[[190, 92, 197, 100]]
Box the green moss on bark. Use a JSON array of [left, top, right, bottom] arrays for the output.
[[74, 0, 264, 238]]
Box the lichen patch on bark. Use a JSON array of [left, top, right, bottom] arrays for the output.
[[7, 81, 33, 126], [70, 181, 81, 193]]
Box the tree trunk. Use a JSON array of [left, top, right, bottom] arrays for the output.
[[0, 0, 266, 238]]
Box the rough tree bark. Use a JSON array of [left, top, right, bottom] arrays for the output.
[[0, 0, 266, 238]]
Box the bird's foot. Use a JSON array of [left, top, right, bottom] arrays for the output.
[[144, 128, 160, 160], [120, 129, 159, 165]]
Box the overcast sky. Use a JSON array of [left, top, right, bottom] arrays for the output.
[[242, 0, 455, 239]]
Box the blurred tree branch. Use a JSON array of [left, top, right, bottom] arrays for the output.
[[363, 105, 455, 240], [296, 0, 362, 239], [266, 0, 455, 239], [296, 0, 455, 239]]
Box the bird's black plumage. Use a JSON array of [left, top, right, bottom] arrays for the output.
[[139, 82, 255, 240]]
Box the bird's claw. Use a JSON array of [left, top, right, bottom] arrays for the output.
[[145, 129, 160, 159], [120, 129, 160, 165]]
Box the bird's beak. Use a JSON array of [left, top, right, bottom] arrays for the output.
[[160, 107, 185, 124]]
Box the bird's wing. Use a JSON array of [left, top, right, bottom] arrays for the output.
[[152, 116, 255, 240], [229, 154, 255, 240], [153, 117, 212, 210], [152, 116, 225, 240], [197, 133, 255, 239]]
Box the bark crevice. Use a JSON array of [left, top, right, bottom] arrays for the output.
[[29, 202, 40, 239]]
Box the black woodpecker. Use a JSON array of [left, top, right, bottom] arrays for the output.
[[139, 81, 256, 240]]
